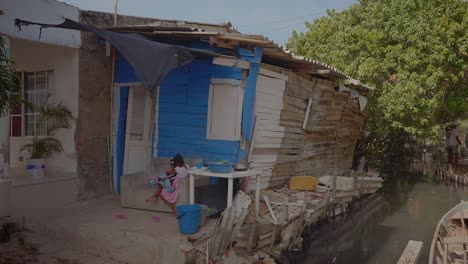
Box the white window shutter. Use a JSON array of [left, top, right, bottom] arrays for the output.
[[207, 81, 243, 141], [129, 88, 147, 140]]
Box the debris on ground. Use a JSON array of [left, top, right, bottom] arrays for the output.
[[180, 165, 383, 263]]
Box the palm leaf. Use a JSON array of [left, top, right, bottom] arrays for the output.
[[21, 97, 73, 159], [21, 137, 63, 159], [38, 100, 74, 135], [0, 36, 22, 116]]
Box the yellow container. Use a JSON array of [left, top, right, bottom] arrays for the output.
[[289, 176, 318, 191]]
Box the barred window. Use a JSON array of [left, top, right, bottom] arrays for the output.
[[10, 70, 53, 137]]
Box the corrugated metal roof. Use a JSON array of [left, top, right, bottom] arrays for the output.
[[103, 24, 373, 90]]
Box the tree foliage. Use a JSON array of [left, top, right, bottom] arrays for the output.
[[287, 0, 468, 146], [0, 35, 21, 117]]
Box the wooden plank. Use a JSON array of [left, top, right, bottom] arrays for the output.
[[443, 243, 448, 264], [444, 237, 468, 244], [282, 111, 306, 122], [257, 116, 281, 124], [257, 130, 302, 139], [283, 103, 307, 114], [258, 231, 273, 241], [450, 210, 468, 220], [257, 93, 284, 106], [227, 208, 250, 247], [253, 154, 300, 163], [247, 116, 257, 163], [256, 125, 285, 133], [252, 155, 278, 164], [257, 99, 284, 111], [279, 120, 304, 128], [263, 195, 278, 225], [302, 98, 312, 129], [260, 63, 289, 74], [283, 96, 307, 109], [287, 83, 314, 94], [397, 240, 424, 264], [257, 76, 287, 92], [256, 106, 282, 116], [216, 35, 271, 45], [213, 207, 231, 257], [255, 137, 303, 144], [286, 87, 310, 99], [255, 142, 304, 149], [257, 86, 285, 97], [259, 67, 289, 81], [212, 57, 250, 69]]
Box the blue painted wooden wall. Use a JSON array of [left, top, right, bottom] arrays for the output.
[[114, 43, 248, 163], [157, 59, 243, 162]]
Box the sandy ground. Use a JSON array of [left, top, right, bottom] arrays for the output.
[[0, 231, 76, 264], [0, 228, 122, 264], [1, 198, 186, 264]]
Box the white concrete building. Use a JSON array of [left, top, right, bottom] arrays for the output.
[[0, 0, 80, 217]]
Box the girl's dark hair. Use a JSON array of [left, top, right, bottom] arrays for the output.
[[171, 153, 184, 166]]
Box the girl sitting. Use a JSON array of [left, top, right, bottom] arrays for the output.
[[145, 154, 188, 214]]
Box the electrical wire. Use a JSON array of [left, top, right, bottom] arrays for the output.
[[238, 5, 352, 28], [259, 5, 352, 35]]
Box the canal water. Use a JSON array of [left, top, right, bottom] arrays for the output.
[[289, 172, 468, 264]]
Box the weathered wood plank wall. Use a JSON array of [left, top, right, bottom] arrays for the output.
[[250, 67, 367, 189], [250, 71, 288, 189]]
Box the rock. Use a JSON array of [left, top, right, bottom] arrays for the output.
[[262, 256, 276, 264]]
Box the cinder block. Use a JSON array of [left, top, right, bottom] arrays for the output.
[[319, 176, 354, 191]]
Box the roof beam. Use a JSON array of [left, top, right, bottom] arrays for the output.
[[212, 57, 250, 69]]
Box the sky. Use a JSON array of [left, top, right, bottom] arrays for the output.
[[61, 0, 357, 45]]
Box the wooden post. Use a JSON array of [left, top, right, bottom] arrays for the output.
[[443, 243, 448, 264], [397, 240, 423, 264], [114, 0, 118, 26]]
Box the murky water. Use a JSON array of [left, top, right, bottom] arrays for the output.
[[290, 173, 468, 264]]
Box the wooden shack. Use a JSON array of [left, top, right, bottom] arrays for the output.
[[250, 65, 368, 189], [21, 14, 372, 194], [97, 23, 371, 192]]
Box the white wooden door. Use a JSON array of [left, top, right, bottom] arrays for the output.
[[123, 86, 152, 175]]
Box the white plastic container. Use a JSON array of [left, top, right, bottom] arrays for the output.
[[26, 158, 46, 178]]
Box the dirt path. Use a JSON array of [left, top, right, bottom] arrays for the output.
[[0, 221, 121, 264], [0, 232, 80, 264]]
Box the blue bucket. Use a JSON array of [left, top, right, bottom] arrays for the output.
[[176, 204, 201, 234]]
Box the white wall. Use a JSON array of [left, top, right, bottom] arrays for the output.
[[9, 38, 79, 176], [0, 0, 81, 48]]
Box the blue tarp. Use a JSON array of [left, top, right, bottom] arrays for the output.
[[15, 18, 217, 91]]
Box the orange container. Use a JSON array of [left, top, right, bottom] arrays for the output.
[[289, 176, 318, 191]]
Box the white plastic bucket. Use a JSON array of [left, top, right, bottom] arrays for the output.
[[26, 159, 45, 178]]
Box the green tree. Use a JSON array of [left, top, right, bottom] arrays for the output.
[[0, 35, 21, 116], [287, 0, 468, 166]]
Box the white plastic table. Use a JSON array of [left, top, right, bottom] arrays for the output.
[[188, 168, 263, 216]]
